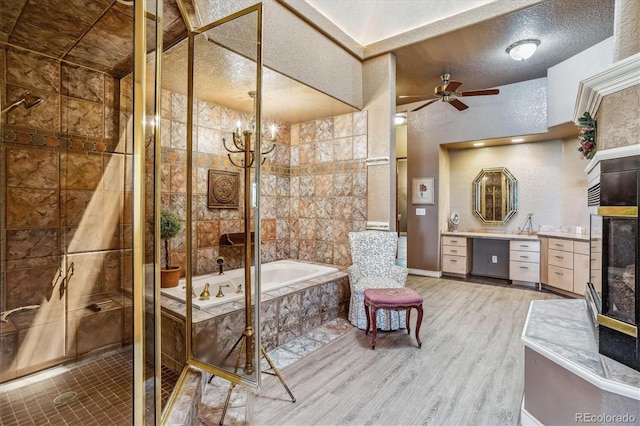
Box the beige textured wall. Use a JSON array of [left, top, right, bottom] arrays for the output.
[[613, 0, 640, 61], [406, 112, 441, 272], [448, 140, 589, 233], [597, 85, 640, 151], [363, 54, 396, 229]]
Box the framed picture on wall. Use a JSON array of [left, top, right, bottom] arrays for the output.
[[208, 169, 240, 209], [411, 177, 435, 205]]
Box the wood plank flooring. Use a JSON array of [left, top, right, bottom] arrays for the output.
[[251, 275, 561, 426]]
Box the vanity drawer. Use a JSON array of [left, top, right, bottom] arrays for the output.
[[510, 250, 540, 263], [442, 245, 465, 256], [548, 238, 573, 252], [574, 241, 590, 255], [548, 249, 573, 269], [442, 255, 467, 274], [509, 261, 540, 282], [509, 240, 540, 252], [442, 236, 466, 247], [548, 265, 574, 291]]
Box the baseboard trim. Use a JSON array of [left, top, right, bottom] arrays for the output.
[[407, 268, 442, 278], [520, 399, 543, 426]]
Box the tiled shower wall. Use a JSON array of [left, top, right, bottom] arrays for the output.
[[287, 113, 368, 266], [0, 44, 130, 381], [161, 88, 368, 273]]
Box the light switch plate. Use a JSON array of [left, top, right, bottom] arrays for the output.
[[416, 208, 426, 216], [491, 255, 498, 263]]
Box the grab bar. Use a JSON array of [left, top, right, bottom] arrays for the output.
[[1, 305, 40, 322]]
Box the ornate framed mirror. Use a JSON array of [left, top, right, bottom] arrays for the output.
[[472, 167, 517, 225]]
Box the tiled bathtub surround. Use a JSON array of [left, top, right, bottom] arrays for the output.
[[160, 269, 350, 373], [1, 43, 131, 382], [161, 88, 368, 273]]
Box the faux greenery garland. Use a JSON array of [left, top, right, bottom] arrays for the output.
[[577, 111, 596, 160]]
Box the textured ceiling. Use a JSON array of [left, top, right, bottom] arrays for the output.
[[391, 0, 615, 107], [159, 35, 358, 124], [1, 0, 617, 125]]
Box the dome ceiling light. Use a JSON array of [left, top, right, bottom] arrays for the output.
[[506, 39, 540, 61]]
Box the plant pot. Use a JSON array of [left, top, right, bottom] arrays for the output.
[[161, 266, 182, 288]]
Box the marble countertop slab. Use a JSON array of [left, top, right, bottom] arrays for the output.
[[522, 299, 640, 400], [441, 231, 539, 241], [536, 231, 590, 241]]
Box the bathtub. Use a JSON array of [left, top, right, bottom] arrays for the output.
[[161, 260, 339, 310]]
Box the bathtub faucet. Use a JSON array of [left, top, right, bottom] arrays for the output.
[[216, 284, 229, 298], [236, 284, 242, 294], [216, 256, 225, 275]]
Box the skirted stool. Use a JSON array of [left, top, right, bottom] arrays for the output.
[[364, 287, 424, 350]]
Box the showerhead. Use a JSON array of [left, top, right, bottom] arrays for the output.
[[1, 92, 44, 116], [23, 92, 44, 109]]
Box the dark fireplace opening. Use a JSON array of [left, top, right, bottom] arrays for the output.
[[588, 155, 639, 372]]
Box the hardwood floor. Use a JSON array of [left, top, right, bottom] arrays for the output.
[[251, 275, 561, 426]]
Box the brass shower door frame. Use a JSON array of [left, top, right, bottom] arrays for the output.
[[133, 0, 164, 424], [169, 1, 265, 395]]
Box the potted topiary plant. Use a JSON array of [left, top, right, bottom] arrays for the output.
[[160, 209, 183, 288]]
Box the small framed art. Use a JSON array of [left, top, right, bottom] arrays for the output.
[[411, 177, 435, 205]]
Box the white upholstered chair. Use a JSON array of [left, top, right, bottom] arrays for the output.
[[347, 231, 409, 330]]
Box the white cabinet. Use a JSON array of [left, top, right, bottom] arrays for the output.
[[509, 240, 540, 283], [441, 236, 471, 276], [573, 242, 590, 296], [541, 237, 591, 295]]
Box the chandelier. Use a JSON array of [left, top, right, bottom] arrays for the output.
[[222, 91, 276, 168]]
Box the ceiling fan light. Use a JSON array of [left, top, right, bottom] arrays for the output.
[[395, 113, 407, 126], [506, 39, 540, 61]]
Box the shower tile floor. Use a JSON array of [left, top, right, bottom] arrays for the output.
[[197, 317, 353, 425], [0, 318, 353, 425], [0, 350, 180, 426]]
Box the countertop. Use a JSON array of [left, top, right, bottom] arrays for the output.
[[442, 231, 590, 242], [522, 299, 640, 400], [441, 231, 539, 241], [536, 231, 590, 241]]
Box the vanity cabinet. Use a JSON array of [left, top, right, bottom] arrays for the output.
[[573, 242, 590, 297], [540, 235, 591, 295], [509, 240, 540, 283], [441, 236, 472, 276], [548, 238, 574, 292]]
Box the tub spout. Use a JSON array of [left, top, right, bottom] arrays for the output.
[[199, 283, 211, 300], [216, 284, 229, 298], [216, 256, 225, 275]]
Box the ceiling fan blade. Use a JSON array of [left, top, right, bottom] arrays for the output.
[[444, 80, 462, 92], [449, 98, 469, 111], [411, 98, 439, 112], [459, 89, 499, 97], [399, 95, 433, 99]]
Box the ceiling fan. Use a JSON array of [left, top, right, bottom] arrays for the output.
[[401, 72, 499, 112]]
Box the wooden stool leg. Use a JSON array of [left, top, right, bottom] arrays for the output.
[[406, 308, 411, 335], [364, 300, 371, 336], [371, 306, 378, 350], [415, 304, 423, 348]]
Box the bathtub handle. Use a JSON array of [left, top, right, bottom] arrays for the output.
[[216, 284, 230, 298], [236, 284, 243, 294]]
